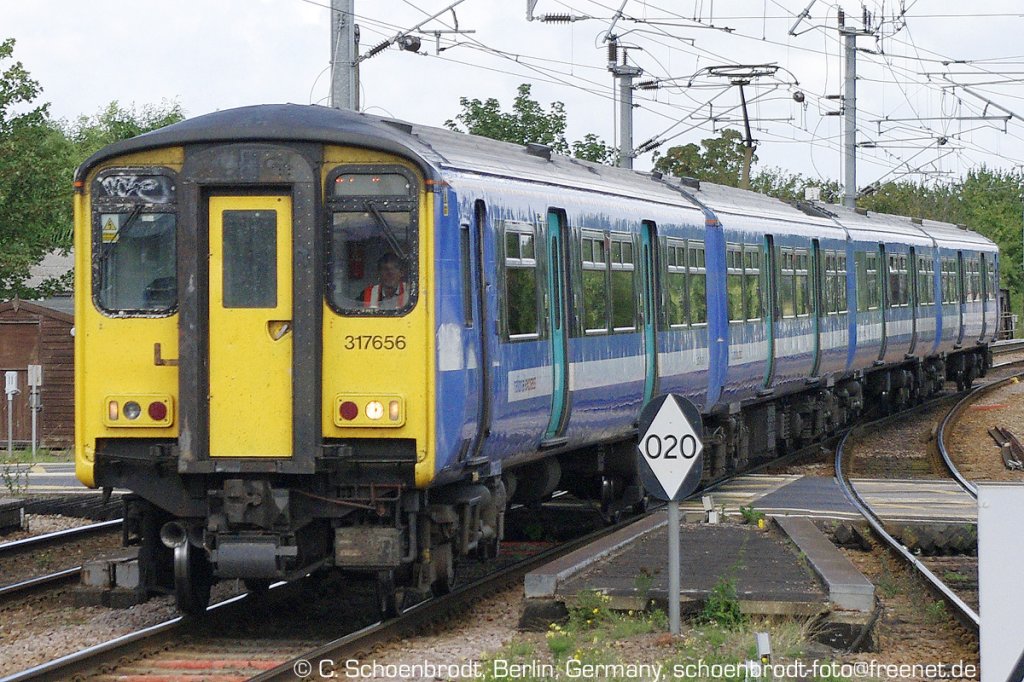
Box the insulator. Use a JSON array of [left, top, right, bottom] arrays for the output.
[[540, 14, 573, 23], [607, 40, 618, 64], [636, 79, 660, 90], [365, 40, 391, 58]]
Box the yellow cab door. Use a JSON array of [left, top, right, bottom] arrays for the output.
[[208, 196, 293, 457]]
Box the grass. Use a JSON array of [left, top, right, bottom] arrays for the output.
[[0, 447, 73, 464], [476, 589, 851, 682]]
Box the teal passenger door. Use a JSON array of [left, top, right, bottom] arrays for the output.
[[640, 222, 659, 404], [543, 210, 571, 446]]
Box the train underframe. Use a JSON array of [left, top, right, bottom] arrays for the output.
[[105, 346, 988, 614]]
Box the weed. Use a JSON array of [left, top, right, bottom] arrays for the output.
[[568, 590, 614, 630], [925, 600, 948, 624], [1, 459, 27, 496], [34, 550, 53, 569], [739, 505, 765, 525], [943, 570, 970, 585], [633, 567, 654, 599], [700, 577, 746, 630], [545, 622, 573, 660]]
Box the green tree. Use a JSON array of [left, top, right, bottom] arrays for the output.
[[445, 83, 615, 164], [652, 129, 754, 186], [750, 167, 841, 204], [0, 36, 184, 299], [64, 100, 184, 160], [0, 38, 67, 298]]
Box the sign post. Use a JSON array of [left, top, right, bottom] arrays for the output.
[[27, 365, 42, 462], [636, 394, 704, 635], [5, 371, 19, 457]]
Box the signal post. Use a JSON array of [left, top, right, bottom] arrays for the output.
[[636, 394, 704, 635]]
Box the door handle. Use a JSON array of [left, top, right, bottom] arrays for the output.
[[153, 343, 179, 366], [267, 320, 292, 341]]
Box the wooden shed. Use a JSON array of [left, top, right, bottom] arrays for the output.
[[0, 297, 74, 448]]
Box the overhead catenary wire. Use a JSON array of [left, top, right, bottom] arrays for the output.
[[302, 0, 1024, 186]]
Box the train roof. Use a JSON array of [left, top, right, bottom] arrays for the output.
[[76, 104, 997, 253]]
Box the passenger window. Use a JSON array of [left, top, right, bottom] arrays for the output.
[[823, 251, 848, 314], [727, 246, 744, 322], [744, 248, 761, 321], [689, 243, 707, 325], [838, 255, 848, 312], [856, 250, 881, 312], [888, 253, 910, 308], [581, 234, 609, 333], [917, 258, 933, 306], [610, 235, 636, 330], [503, 223, 539, 338], [794, 249, 809, 317], [779, 249, 795, 318], [666, 242, 687, 327], [728, 244, 761, 322]]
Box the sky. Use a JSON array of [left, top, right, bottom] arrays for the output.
[[5, 0, 1024, 193]]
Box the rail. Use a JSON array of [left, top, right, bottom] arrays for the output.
[[834, 424, 980, 633], [0, 518, 121, 556]]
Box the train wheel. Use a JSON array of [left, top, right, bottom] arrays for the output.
[[430, 542, 456, 596], [174, 541, 213, 615], [376, 571, 402, 619]]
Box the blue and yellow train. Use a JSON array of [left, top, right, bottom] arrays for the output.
[[74, 104, 998, 612]]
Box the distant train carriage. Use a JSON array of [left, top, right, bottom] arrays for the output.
[[73, 105, 997, 613]]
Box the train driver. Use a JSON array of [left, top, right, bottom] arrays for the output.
[[362, 253, 408, 309]]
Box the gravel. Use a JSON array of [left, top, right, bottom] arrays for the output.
[[0, 513, 94, 542], [0, 581, 242, 677], [948, 376, 1024, 482]]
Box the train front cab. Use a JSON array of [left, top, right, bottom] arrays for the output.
[[74, 137, 486, 613]]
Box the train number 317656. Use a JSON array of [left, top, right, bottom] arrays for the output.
[[344, 335, 407, 351]]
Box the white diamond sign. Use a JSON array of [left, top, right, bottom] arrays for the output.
[[636, 394, 704, 501]]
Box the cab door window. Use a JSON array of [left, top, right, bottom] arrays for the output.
[[326, 166, 418, 315]]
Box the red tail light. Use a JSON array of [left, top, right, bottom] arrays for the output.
[[148, 401, 168, 421], [339, 401, 359, 421]]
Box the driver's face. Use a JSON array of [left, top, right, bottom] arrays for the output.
[[380, 262, 403, 287]]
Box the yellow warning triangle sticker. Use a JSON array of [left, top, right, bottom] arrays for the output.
[[102, 217, 118, 242]]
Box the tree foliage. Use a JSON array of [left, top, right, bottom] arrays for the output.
[[752, 165, 1024, 331], [652, 129, 754, 186], [0, 38, 184, 299], [445, 83, 615, 164], [0, 38, 63, 298]]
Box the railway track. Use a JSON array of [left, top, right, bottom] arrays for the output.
[[831, 372, 1011, 636], [0, 519, 122, 605], [990, 337, 1024, 367], [0, 509, 610, 682], [9, 359, 1023, 679]]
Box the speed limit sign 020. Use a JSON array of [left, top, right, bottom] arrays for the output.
[[636, 394, 704, 502]]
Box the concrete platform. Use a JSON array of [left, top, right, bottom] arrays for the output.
[[775, 517, 875, 612], [526, 509, 828, 618], [0, 497, 26, 533]]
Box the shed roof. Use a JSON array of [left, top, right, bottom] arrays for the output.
[[0, 297, 74, 323]]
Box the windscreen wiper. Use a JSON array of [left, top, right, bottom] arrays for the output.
[[365, 201, 408, 261]]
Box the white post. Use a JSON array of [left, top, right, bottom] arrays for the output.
[[27, 365, 41, 463], [4, 371, 18, 457], [668, 502, 681, 634]]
